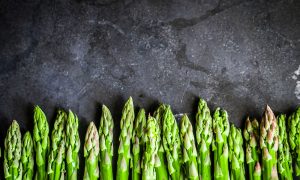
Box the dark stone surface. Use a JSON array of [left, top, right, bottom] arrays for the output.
[[0, 0, 299, 177]]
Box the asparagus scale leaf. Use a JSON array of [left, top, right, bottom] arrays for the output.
[[180, 114, 199, 180], [228, 124, 245, 180], [288, 107, 300, 176], [99, 105, 114, 180], [142, 115, 160, 180], [153, 104, 169, 180], [260, 105, 279, 180], [66, 110, 80, 180], [22, 131, 34, 180], [243, 117, 261, 180], [212, 108, 230, 180], [278, 114, 293, 180], [84, 122, 100, 180], [33, 106, 50, 180], [162, 105, 182, 180], [132, 109, 146, 180], [48, 110, 67, 180], [4, 120, 22, 180], [195, 99, 213, 180], [116, 97, 135, 180]]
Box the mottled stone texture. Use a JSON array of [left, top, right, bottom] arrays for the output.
[[0, 0, 299, 177]]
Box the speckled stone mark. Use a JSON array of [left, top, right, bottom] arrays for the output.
[[292, 65, 300, 100]]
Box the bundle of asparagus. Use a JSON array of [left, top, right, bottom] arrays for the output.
[[243, 117, 261, 180], [260, 105, 279, 179], [195, 99, 213, 180]]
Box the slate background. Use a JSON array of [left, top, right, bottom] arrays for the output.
[[0, 0, 299, 178]]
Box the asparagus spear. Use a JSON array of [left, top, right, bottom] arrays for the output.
[[195, 99, 213, 180], [33, 105, 50, 180], [132, 108, 146, 180], [288, 107, 300, 176], [180, 114, 199, 179], [142, 115, 160, 180], [99, 105, 114, 180], [84, 122, 100, 180], [22, 131, 34, 180], [116, 97, 135, 180], [243, 117, 261, 180], [278, 114, 293, 180], [66, 110, 80, 180], [48, 110, 67, 180], [162, 105, 182, 180], [228, 124, 245, 180], [260, 105, 279, 180], [4, 120, 22, 180], [212, 108, 230, 180], [153, 104, 169, 180]]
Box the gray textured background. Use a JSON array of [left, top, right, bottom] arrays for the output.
[[0, 0, 299, 177]]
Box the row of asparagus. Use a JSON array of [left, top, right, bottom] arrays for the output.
[[3, 97, 300, 180]]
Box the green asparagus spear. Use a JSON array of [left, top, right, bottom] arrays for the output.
[[66, 110, 80, 180], [162, 105, 182, 180], [132, 109, 146, 180], [33, 106, 50, 180], [4, 120, 22, 180], [142, 115, 160, 180], [22, 131, 34, 180], [288, 107, 300, 176], [48, 110, 67, 180], [260, 105, 279, 180], [212, 108, 230, 180], [116, 97, 135, 180], [243, 117, 261, 180], [195, 99, 213, 180], [84, 122, 100, 180], [180, 114, 198, 180], [153, 104, 169, 180], [99, 105, 114, 180], [228, 124, 245, 180], [278, 114, 293, 180]]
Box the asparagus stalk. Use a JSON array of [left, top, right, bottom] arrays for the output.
[[142, 115, 160, 180], [21, 131, 34, 180], [153, 104, 169, 180], [162, 105, 182, 180], [278, 114, 293, 180], [48, 110, 67, 180], [260, 105, 279, 180], [243, 117, 261, 180], [228, 124, 245, 180], [288, 107, 300, 176], [212, 108, 230, 180], [99, 105, 114, 180], [195, 99, 213, 180], [66, 110, 80, 180], [4, 120, 22, 180], [84, 122, 100, 180], [132, 109, 146, 180], [33, 106, 50, 180], [180, 114, 198, 179], [116, 97, 135, 180]]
